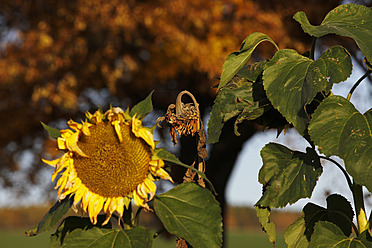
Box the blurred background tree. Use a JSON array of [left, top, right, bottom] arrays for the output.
[[0, 0, 370, 238]]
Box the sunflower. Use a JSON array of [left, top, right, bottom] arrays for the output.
[[43, 107, 173, 225]]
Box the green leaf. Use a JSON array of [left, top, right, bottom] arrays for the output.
[[155, 149, 216, 194], [358, 230, 372, 247], [308, 96, 372, 192], [41, 122, 61, 139], [303, 194, 354, 240], [284, 214, 309, 248], [293, 4, 372, 63], [26, 196, 73, 236], [154, 183, 223, 248], [257, 143, 322, 208], [255, 206, 276, 244], [49, 215, 112, 247], [263, 46, 351, 134], [129, 91, 154, 120], [60, 227, 152, 248], [308, 221, 371, 248], [218, 32, 278, 90], [208, 61, 271, 143]]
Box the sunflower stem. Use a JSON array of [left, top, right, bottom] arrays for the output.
[[352, 182, 368, 234]]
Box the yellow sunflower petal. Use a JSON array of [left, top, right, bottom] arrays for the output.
[[81, 121, 92, 136], [66, 132, 88, 157], [92, 110, 104, 123], [112, 120, 123, 143], [67, 120, 82, 132], [88, 194, 101, 224], [81, 190, 93, 213], [42, 157, 60, 168], [141, 178, 156, 200], [154, 167, 174, 183], [132, 189, 146, 207], [114, 197, 125, 218], [131, 117, 155, 149]]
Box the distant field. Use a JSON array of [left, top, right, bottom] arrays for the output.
[[0, 229, 285, 248]]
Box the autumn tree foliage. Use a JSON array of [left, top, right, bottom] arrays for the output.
[[0, 0, 350, 213]]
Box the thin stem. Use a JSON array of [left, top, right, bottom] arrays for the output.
[[319, 156, 352, 191], [310, 37, 317, 60], [347, 70, 372, 101]]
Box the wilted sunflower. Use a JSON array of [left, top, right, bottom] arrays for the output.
[[43, 107, 173, 225]]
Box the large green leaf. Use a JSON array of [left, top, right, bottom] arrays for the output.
[[294, 4, 372, 63], [256, 143, 322, 208], [129, 90, 153, 120], [263, 46, 351, 135], [284, 214, 309, 248], [61, 227, 152, 248], [308, 95, 372, 192], [308, 221, 372, 248], [26, 196, 73, 236], [49, 215, 151, 248], [154, 183, 222, 248], [255, 206, 276, 244], [303, 194, 354, 240], [208, 61, 272, 143], [218, 32, 278, 90], [49, 215, 112, 247]]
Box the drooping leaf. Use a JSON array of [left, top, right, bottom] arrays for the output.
[[257, 143, 322, 208], [308, 96, 372, 192], [49, 215, 112, 247], [293, 4, 372, 63], [129, 90, 154, 120], [303, 194, 354, 240], [41, 122, 61, 139], [218, 32, 279, 90], [26, 196, 73, 236], [308, 221, 371, 248], [155, 149, 215, 194], [255, 206, 276, 244], [263, 46, 351, 134], [59, 226, 152, 248], [208, 61, 272, 143], [154, 183, 222, 248], [284, 214, 309, 248]]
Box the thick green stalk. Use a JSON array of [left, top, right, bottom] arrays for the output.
[[352, 182, 368, 234]]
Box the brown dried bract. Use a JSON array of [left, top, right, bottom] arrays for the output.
[[157, 102, 199, 145]]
